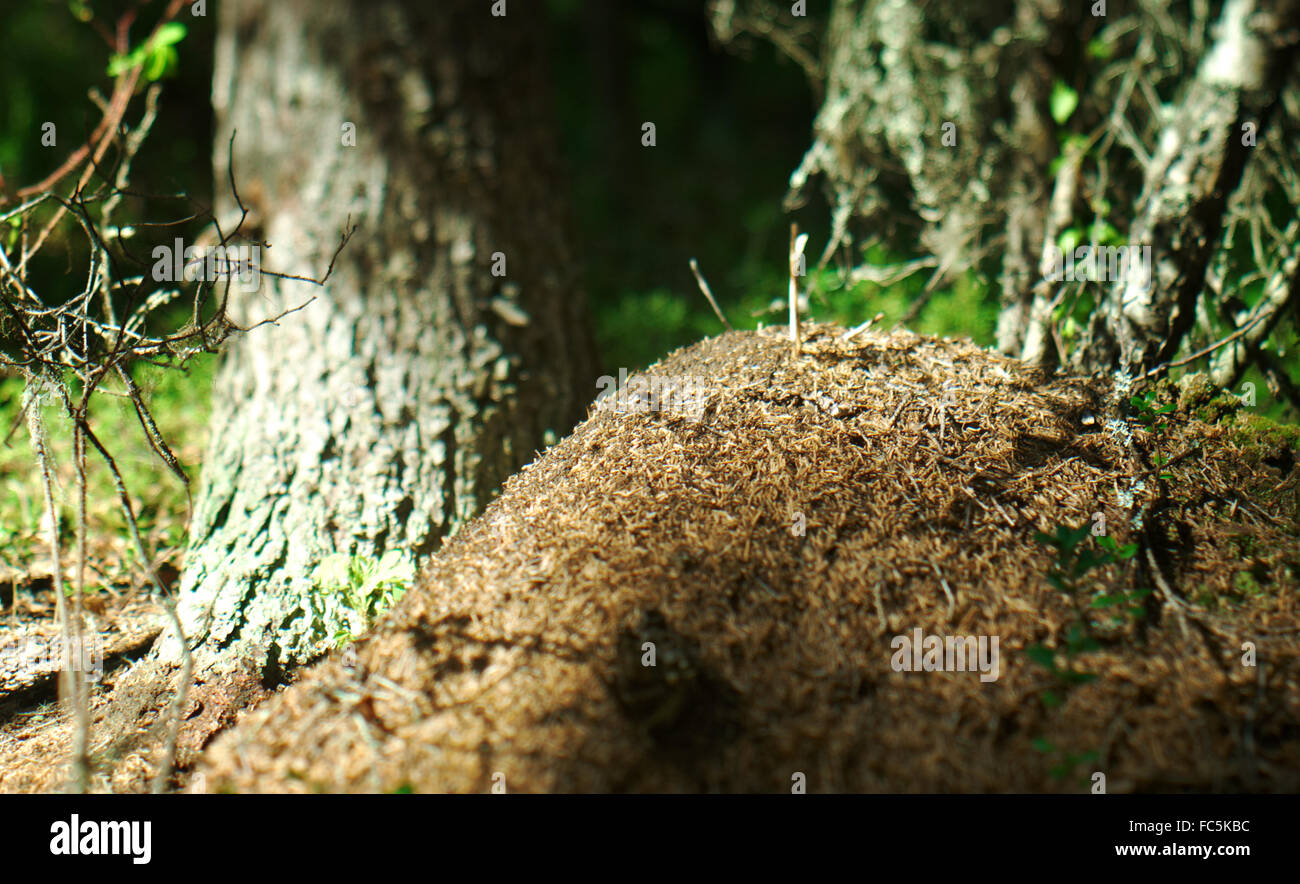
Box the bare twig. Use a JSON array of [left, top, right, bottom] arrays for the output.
[[688, 258, 733, 331], [789, 223, 808, 353], [0, 2, 352, 794]]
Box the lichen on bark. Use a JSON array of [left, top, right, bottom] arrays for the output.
[[165, 0, 596, 673]]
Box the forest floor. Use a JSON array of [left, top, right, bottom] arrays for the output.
[[0, 359, 214, 792], [1, 327, 1298, 792]]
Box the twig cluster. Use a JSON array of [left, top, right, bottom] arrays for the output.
[[0, 3, 350, 793]]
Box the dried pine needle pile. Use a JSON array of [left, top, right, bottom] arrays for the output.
[[200, 326, 1300, 792]]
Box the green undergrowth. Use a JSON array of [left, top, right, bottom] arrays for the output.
[[0, 355, 216, 588]]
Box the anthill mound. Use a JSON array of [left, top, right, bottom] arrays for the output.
[[200, 325, 1300, 792]]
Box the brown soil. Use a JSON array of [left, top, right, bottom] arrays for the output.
[[190, 326, 1300, 793], [0, 571, 269, 793]]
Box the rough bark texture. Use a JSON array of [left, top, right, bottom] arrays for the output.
[[772, 0, 1299, 378], [168, 0, 597, 673], [786, 0, 1061, 291], [1072, 0, 1300, 374]]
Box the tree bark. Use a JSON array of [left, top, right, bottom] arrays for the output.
[[764, 0, 1300, 378], [1072, 0, 1300, 374], [167, 0, 597, 674], [785, 0, 1053, 289]]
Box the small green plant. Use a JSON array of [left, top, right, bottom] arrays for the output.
[[1089, 584, 1153, 625], [1028, 524, 1142, 705], [1131, 389, 1178, 467], [107, 22, 186, 82], [1026, 623, 1099, 709], [1028, 523, 1146, 787], [1128, 389, 1186, 486], [308, 551, 414, 647], [1035, 523, 1125, 593], [1049, 80, 1079, 126], [1130, 389, 1176, 428]]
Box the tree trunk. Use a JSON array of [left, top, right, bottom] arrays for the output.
[[758, 0, 1300, 379], [168, 0, 597, 674], [1071, 0, 1299, 374]]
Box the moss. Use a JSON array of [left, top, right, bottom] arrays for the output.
[[1173, 372, 1246, 424], [1229, 412, 1300, 453], [1175, 372, 1217, 414], [1195, 395, 1243, 424], [1234, 569, 1263, 596]]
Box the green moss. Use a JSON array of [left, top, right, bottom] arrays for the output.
[[1196, 395, 1243, 425], [1234, 570, 1263, 596], [1229, 412, 1300, 452], [0, 354, 216, 581], [1174, 372, 1242, 423]]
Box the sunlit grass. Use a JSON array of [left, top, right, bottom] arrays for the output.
[[0, 355, 215, 591]]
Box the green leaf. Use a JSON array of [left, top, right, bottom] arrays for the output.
[[1057, 226, 1084, 256], [1096, 535, 1117, 552], [1050, 81, 1079, 125], [107, 51, 143, 77], [1073, 550, 1106, 575], [151, 22, 188, 49], [1091, 593, 1125, 608], [374, 549, 414, 584], [1116, 543, 1139, 560], [1086, 37, 1113, 61], [1095, 221, 1123, 246], [1061, 133, 1090, 156], [1032, 737, 1056, 753], [314, 553, 352, 590], [144, 45, 179, 82], [105, 24, 187, 81], [1026, 646, 1057, 670]]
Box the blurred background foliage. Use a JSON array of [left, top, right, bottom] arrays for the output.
[[543, 0, 998, 369], [0, 0, 1290, 585], [2, 0, 994, 380], [1, 0, 1285, 427]]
